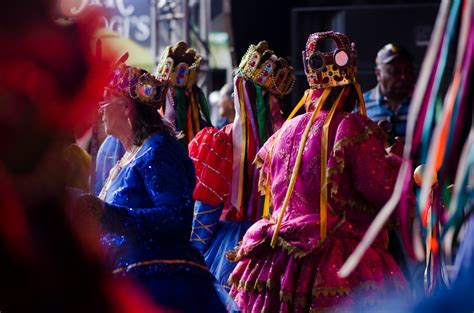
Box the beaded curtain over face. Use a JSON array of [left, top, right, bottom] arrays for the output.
[[107, 63, 167, 109], [238, 41, 296, 98], [303, 31, 358, 90]]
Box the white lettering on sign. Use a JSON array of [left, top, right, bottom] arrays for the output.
[[65, 0, 135, 16], [133, 16, 151, 41], [60, 0, 150, 43]]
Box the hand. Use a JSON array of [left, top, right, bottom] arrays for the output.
[[70, 194, 104, 256], [386, 136, 405, 157], [75, 194, 104, 217], [65, 186, 86, 201]]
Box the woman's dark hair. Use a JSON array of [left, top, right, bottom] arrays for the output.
[[131, 99, 174, 146]]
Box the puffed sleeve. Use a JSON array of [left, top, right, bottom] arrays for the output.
[[101, 145, 195, 236], [329, 114, 401, 208], [188, 126, 233, 205], [188, 126, 233, 251]]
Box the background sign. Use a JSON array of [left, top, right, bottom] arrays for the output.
[[59, 0, 153, 69]]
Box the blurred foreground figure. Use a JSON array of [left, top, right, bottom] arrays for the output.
[[0, 0, 157, 312], [227, 31, 409, 312], [0, 1, 165, 312]]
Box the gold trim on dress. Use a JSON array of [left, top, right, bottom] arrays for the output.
[[112, 259, 209, 274]]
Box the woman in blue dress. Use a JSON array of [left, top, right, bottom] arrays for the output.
[[77, 60, 230, 312]]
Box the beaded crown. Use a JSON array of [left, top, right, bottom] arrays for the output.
[[155, 41, 202, 89], [106, 57, 167, 109], [303, 31, 358, 89], [239, 41, 295, 97]]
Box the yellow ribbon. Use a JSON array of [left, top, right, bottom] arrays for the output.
[[270, 87, 331, 248], [262, 90, 311, 219], [236, 80, 247, 212], [287, 89, 309, 120], [354, 82, 367, 116], [262, 184, 271, 219]]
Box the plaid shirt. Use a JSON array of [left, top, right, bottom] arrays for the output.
[[362, 85, 410, 137]]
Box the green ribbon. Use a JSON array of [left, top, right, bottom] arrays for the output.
[[255, 84, 268, 145], [176, 88, 187, 132], [197, 87, 212, 127]]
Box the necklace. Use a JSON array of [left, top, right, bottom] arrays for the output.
[[98, 144, 142, 200]]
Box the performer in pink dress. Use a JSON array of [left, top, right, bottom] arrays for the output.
[[228, 31, 409, 312]]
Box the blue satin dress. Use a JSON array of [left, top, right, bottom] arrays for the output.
[[100, 132, 228, 312]]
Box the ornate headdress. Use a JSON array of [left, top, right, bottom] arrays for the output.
[[107, 55, 167, 109], [228, 41, 295, 221], [239, 41, 295, 97], [155, 41, 202, 89], [154, 42, 211, 148], [303, 31, 358, 90]]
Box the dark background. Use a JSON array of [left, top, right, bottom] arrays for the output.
[[225, 0, 440, 105]]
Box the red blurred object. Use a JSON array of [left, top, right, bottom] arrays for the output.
[[0, 2, 169, 312], [0, 5, 113, 135], [105, 277, 175, 313]]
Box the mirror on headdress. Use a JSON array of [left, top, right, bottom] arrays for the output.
[[309, 52, 325, 71], [334, 50, 349, 67]]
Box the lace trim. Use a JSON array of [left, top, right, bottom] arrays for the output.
[[255, 154, 270, 195], [226, 236, 267, 262], [227, 212, 346, 263], [230, 277, 383, 308]]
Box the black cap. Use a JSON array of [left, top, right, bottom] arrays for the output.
[[376, 43, 413, 65]]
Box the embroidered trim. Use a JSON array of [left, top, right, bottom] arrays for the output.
[[190, 156, 231, 183], [190, 138, 233, 164], [227, 213, 346, 263], [195, 176, 229, 202], [112, 259, 208, 274]]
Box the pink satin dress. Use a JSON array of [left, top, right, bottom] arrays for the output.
[[228, 111, 409, 312]]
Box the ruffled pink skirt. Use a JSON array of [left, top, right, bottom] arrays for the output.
[[228, 227, 408, 312]]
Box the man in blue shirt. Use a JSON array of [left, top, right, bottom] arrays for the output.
[[364, 43, 415, 141]]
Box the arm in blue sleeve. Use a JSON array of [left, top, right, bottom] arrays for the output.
[[101, 147, 194, 236], [190, 200, 223, 253]]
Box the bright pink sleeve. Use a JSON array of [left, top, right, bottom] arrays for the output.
[[330, 114, 401, 207]]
